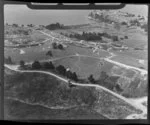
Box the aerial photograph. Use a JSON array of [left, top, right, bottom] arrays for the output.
[[4, 4, 148, 120]]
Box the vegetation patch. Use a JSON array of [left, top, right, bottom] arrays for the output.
[[93, 89, 142, 119]]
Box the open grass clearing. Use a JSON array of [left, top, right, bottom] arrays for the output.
[[5, 42, 109, 64], [53, 56, 114, 79], [110, 54, 147, 69]]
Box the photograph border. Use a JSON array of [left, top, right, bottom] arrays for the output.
[[0, 1, 149, 124]]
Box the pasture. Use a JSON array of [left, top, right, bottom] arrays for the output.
[[4, 40, 109, 64], [53, 56, 114, 79], [111, 65, 136, 79], [110, 54, 147, 69]]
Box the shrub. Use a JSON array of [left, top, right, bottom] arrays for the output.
[[32, 61, 42, 70]]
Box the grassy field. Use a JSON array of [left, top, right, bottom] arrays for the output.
[[122, 32, 147, 49], [111, 54, 147, 69], [4, 98, 107, 120], [123, 69, 136, 78], [118, 50, 147, 60], [29, 30, 49, 41], [53, 56, 114, 79], [4, 40, 109, 64], [111, 65, 136, 79], [5, 26, 49, 44], [5, 46, 50, 63]]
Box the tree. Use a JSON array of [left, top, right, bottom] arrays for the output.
[[20, 60, 25, 69], [121, 22, 127, 25], [52, 42, 58, 49], [124, 36, 128, 39], [46, 50, 53, 56], [49, 62, 55, 70], [66, 70, 73, 79], [57, 44, 64, 50], [112, 36, 119, 42], [8, 56, 12, 63], [56, 65, 66, 75], [72, 72, 78, 82], [88, 74, 95, 83], [12, 24, 18, 27], [115, 84, 123, 92], [43, 61, 55, 70], [32, 61, 41, 69], [27, 24, 34, 27]]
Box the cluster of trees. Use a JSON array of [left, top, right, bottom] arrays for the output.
[[124, 36, 128, 39], [125, 13, 135, 17], [121, 21, 128, 25], [52, 42, 64, 50], [87, 71, 122, 92], [12, 24, 18, 27], [67, 32, 102, 41], [17, 29, 29, 35], [27, 24, 34, 27], [20, 60, 78, 82], [64, 32, 119, 42], [89, 12, 115, 24], [46, 50, 53, 57], [45, 23, 66, 30], [129, 19, 141, 26], [11, 29, 29, 35]]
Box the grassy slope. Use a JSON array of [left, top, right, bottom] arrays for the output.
[[5, 98, 106, 120], [4, 68, 140, 119], [4, 68, 103, 119], [53, 56, 114, 79]]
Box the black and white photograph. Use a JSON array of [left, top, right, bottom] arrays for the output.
[[4, 4, 148, 120]]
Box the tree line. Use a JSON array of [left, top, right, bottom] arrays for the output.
[[52, 42, 64, 50], [45, 23, 68, 30], [19, 60, 78, 82], [63, 32, 119, 42], [87, 72, 122, 92]]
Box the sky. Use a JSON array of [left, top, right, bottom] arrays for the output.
[[4, 4, 148, 25]]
